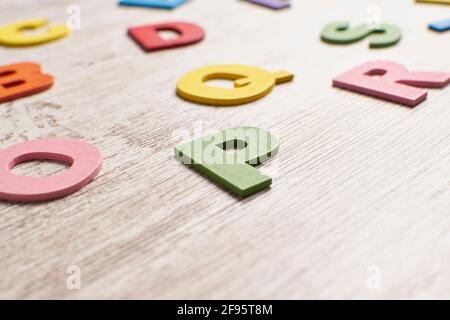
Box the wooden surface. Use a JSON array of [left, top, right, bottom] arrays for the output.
[[1, 0, 450, 299]]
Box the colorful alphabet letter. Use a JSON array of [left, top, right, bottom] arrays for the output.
[[333, 60, 450, 107], [0, 139, 102, 202], [416, 0, 450, 4], [0, 62, 54, 104], [245, 0, 291, 10], [176, 64, 293, 106], [321, 21, 401, 48], [119, 0, 187, 9], [0, 19, 69, 47], [429, 19, 450, 32], [128, 21, 204, 52], [175, 127, 279, 197]]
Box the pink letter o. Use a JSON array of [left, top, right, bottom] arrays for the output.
[[0, 138, 102, 202]]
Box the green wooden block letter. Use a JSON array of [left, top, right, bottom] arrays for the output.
[[320, 21, 401, 48], [174, 127, 279, 198]]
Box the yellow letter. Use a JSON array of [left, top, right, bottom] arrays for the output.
[[0, 19, 69, 47], [177, 64, 293, 106], [416, 0, 450, 4]]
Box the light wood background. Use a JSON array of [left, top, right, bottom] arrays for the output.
[[1, 0, 449, 299]]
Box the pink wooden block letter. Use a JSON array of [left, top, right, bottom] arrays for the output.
[[0, 139, 102, 202], [333, 60, 450, 107]]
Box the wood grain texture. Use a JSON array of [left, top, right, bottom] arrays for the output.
[[1, 0, 449, 299]]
